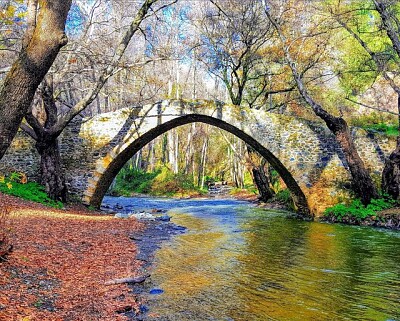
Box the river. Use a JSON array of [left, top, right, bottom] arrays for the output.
[[103, 196, 400, 321]]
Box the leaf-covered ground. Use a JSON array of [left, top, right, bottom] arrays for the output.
[[0, 193, 146, 320]]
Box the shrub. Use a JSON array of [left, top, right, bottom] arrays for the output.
[[151, 167, 199, 196], [324, 197, 395, 222], [111, 166, 203, 197], [112, 167, 160, 196], [0, 173, 63, 208], [274, 189, 293, 208], [362, 123, 399, 137]]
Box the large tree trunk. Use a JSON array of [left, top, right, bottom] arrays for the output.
[[332, 118, 378, 203], [25, 76, 67, 201], [0, 0, 71, 160], [382, 141, 400, 200], [36, 138, 67, 202]]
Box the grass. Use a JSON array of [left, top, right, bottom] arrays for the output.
[[274, 189, 294, 207], [362, 123, 399, 136], [0, 173, 63, 208]]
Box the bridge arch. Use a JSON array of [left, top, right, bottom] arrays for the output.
[[1, 100, 391, 216], [86, 114, 311, 218]]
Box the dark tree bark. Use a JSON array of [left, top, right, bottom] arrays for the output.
[[36, 138, 67, 201], [0, 0, 72, 160], [252, 161, 275, 202], [382, 143, 400, 199], [24, 76, 67, 201], [266, 10, 379, 204], [246, 146, 275, 201], [382, 95, 400, 199], [327, 116, 378, 203]]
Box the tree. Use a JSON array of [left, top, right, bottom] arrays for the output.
[[22, 0, 166, 200], [195, 0, 282, 108], [188, 0, 286, 201], [0, 0, 72, 160], [372, 0, 400, 199], [330, 0, 400, 199], [264, 0, 379, 204]]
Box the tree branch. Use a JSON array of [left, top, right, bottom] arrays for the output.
[[345, 96, 400, 116], [20, 123, 38, 140], [373, 0, 400, 58], [51, 0, 160, 137]]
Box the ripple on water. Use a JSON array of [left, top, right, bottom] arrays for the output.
[[103, 197, 400, 321]]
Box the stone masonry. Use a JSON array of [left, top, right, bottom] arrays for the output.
[[0, 100, 395, 216]]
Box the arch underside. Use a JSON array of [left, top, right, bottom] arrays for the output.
[[88, 114, 312, 218]]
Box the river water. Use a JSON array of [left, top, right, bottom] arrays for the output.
[[103, 196, 400, 321]]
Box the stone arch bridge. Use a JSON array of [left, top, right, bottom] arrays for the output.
[[1, 100, 395, 216]]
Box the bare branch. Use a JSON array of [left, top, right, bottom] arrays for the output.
[[52, 0, 161, 136], [345, 96, 400, 116], [20, 123, 38, 140]]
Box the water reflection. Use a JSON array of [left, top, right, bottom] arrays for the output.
[[103, 197, 400, 320]]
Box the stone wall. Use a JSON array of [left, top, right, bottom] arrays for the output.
[[0, 100, 395, 215]]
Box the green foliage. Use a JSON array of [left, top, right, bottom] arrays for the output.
[[111, 166, 204, 197], [274, 189, 294, 208], [0, 173, 63, 208], [362, 123, 399, 137], [112, 167, 160, 196], [350, 112, 398, 137], [324, 197, 395, 221]]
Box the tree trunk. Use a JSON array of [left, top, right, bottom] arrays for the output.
[[246, 146, 275, 202], [36, 138, 67, 202], [296, 72, 378, 204], [252, 161, 275, 202], [0, 0, 71, 160], [382, 94, 400, 200], [382, 142, 400, 200], [332, 118, 378, 203], [25, 76, 67, 202]]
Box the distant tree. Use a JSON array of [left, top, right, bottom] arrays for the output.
[[194, 0, 292, 108], [0, 0, 72, 160]]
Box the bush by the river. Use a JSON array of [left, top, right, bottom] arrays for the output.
[[323, 197, 399, 228]]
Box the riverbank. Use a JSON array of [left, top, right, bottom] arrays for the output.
[[0, 192, 157, 320], [322, 207, 400, 230]]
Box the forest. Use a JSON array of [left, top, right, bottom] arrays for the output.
[[1, 0, 400, 319]]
